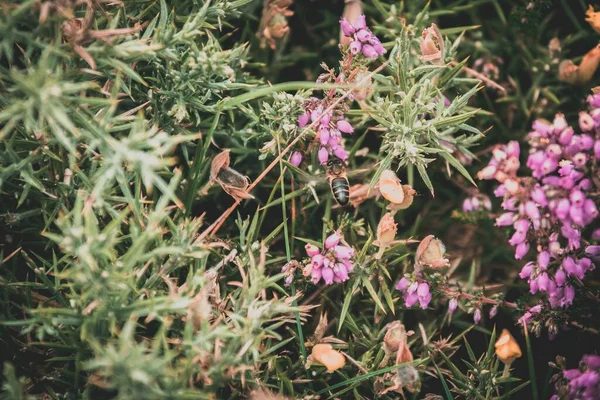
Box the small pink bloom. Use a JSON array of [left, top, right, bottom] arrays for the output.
[[298, 112, 310, 127], [336, 119, 354, 134], [519, 262, 534, 279], [555, 268, 567, 286], [404, 292, 419, 308], [350, 40, 362, 55], [333, 245, 354, 259], [333, 146, 348, 161], [319, 127, 330, 145], [311, 268, 322, 284], [361, 44, 378, 59], [325, 233, 341, 249], [537, 251, 551, 269], [354, 14, 366, 30], [356, 29, 371, 42], [311, 254, 324, 268], [448, 298, 458, 314], [396, 277, 410, 291], [495, 212, 515, 227], [340, 18, 355, 36], [515, 241, 530, 260], [333, 263, 349, 281], [318, 147, 329, 164], [321, 267, 334, 285], [553, 112, 568, 133], [290, 151, 303, 167], [579, 111, 595, 131], [305, 243, 320, 257], [473, 308, 482, 324], [477, 165, 497, 180]]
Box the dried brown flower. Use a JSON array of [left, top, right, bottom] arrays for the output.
[[378, 170, 404, 204], [374, 212, 397, 259], [558, 44, 600, 85], [209, 150, 254, 202], [420, 23, 444, 65], [415, 235, 450, 269], [586, 5, 600, 33], [387, 185, 416, 212], [257, 0, 294, 50], [348, 182, 380, 207]]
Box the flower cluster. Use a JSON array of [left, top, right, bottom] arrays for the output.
[[340, 15, 386, 59], [552, 355, 600, 400], [303, 233, 354, 285], [292, 16, 386, 166], [462, 191, 492, 213], [297, 99, 354, 164], [395, 277, 432, 309], [479, 92, 600, 310]]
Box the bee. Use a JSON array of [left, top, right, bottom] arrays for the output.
[[326, 157, 350, 206]]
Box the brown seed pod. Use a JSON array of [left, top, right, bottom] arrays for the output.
[[209, 150, 254, 202]]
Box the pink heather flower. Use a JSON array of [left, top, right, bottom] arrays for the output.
[[555, 268, 566, 286], [519, 262, 534, 279], [579, 112, 595, 131], [396, 277, 410, 291], [515, 242, 529, 260], [448, 298, 458, 314], [318, 147, 329, 164], [585, 245, 600, 257], [356, 29, 371, 42], [290, 151, 303, 167], [354, 14, 366, 30], [298, 112, 310, 127], [311, 268, 322, 284], [333, 245, 354, 259], [325, 233, 341, 249], [553, 112, 568, 133], [489, 306, 498, 319], [310, 106, 323, 123], [473, 308, 482, 324], [333, 146, 348, 161], [417, 282, 431, 309], [496, 212, 515, 226], [322, 267, 334, 285], [372, 40, 386, 55], [340, 18, 355, 36], [305, 244, 320, 257], [361, 44, 378, 59], [350, 41, 362, 54], [319, 127, 330, 145], [404, 292, 419, 308], [537, 251, 551, 269], [336, 119, 354, 134]]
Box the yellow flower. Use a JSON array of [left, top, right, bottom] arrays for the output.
[[494, 329, 522, 364]]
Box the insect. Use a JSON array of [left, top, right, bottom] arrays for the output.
[[326, 157, 350, 206]]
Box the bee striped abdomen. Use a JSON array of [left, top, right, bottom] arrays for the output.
[[331, 177, 350, 206]]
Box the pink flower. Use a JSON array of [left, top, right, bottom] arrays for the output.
[[515, 242, 529, 259], [333, 245, 354, 259], [305, 244, 320, 257], [322, 267, 334, 285], [333, 146, 348, 161], [319, 127, 330, 145], [340, 18, 355, 36], [350, 41, 362, 54], [354, 14, 366, 30], [325, 233, 341, 249], [290, 151, 303, 167], [448, 298, 458, 314], [336, 119, 354, 134], [361, 44, 378, 59], [298, 112, 310, 127], [318, 147, 329, 164]]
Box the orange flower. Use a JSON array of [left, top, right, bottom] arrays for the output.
[[495, 329, 522, 364]]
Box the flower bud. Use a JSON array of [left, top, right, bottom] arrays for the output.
[[305, 243, 320, 257], [318, 147, 329, 164], [298, 112, 310, 127], [361, 44, 378, 59], [473, 308, 482, 324], [477, 165, 497, 180], [448, 298, 458, 314], [495, 329, 522, 364], [336, 119, 354, 134], [325, 233, 341, 249], [340, 18, 355, 36], [290, 151, 303, 167]]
